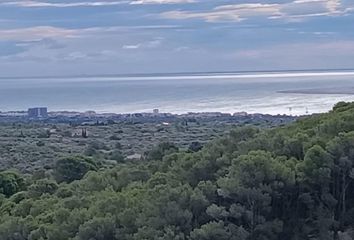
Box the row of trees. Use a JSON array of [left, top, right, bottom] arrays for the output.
[[1, 102, 354, 239]]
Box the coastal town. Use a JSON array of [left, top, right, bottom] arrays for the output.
[[0, 107, 297, 126], [0, 107, 298, 173]]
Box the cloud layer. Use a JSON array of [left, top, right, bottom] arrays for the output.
[[0, 0, 353, 76], [1, 0, 194, 8], [162, 0, 353, 22]]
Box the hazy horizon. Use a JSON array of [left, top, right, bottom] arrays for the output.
[[1, 73, 354, 115]]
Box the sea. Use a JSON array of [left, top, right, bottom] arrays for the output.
[[1, 71, 354, 116]]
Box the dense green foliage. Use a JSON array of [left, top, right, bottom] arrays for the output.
[[53, 156, 99, 183], [2, 102, 354, 239], [0, 118, 237, 172], [0, 171, 25, 197]]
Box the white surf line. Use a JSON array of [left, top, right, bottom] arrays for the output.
[[83, 71, 354, 81], [20, 71, 354, 83]]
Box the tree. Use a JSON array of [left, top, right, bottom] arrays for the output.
[[188, 141, 203, 152], [0, 171, 25, 197], [190, 221, 231, 240], [144, 142, 179, 161], [296, 145, 333, 186], [110, 150, 125, 163], [53, 156, 98, 183], [327, 132, 354, 221], [76, 216, 117, 240], [28, 179, 58, 198]]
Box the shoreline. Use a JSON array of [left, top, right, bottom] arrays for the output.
[[1, 68, 354, 80], [278, 88, 354, 95], [2, 70, 354, 82]]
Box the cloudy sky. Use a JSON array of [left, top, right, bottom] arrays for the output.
[[0, 0, 353, 77]]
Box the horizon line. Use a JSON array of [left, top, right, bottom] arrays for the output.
[[1, 68, 354, 80]]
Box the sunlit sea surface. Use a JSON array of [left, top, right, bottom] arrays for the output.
[[1, 72, 354, 115]]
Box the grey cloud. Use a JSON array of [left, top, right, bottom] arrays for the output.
[[122, 44, 141, 49], [1, 0, 194, 8], [161, 0, 350, 22], [131, 0, 195, 4], [0, 25, 179, 42], [0, 26, 77, 41], [122, 38, 163, 50], [15, 38, 66, 49], [1, 1, 129, 8], [0, 36, 66, 58], [0, 42, 26, 57], [229, 41, 354, 63]]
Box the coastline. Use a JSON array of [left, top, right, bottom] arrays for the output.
[[278, 88, 354, 95], [0, 108, 299, 125], [2, 68, 354, 80]]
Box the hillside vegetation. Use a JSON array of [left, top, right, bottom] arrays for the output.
[[2, 102, 354, 239], [0, 119, 239, 172]]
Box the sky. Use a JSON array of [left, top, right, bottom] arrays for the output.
[[0, 0, 353, 77]]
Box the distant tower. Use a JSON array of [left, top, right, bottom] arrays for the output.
[[81, 128, 88, 138], [288, 107, 292, 116], [28, 107, 48, 118], [306, 107, 309, 114], [153, 109, 159, 114]]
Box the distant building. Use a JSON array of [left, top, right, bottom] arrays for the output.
[[233, 111, 248, 117], [28, 107, 48, 118], [153, 109, 159, 114], [83, 111, 96, 116], [126, 153, 142, 160]]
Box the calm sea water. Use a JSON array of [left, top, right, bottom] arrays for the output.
[[1, 72, 354, 115]]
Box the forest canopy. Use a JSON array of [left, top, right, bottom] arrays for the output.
[[2, 102, 354, 239]]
